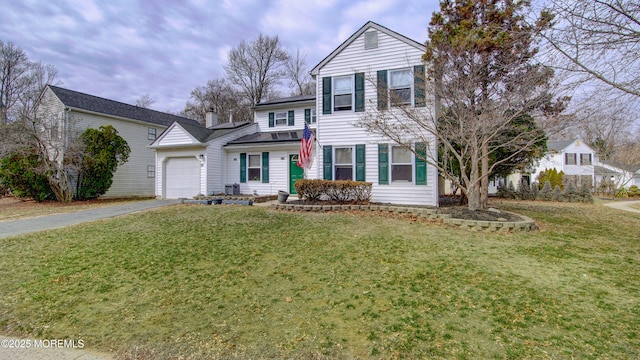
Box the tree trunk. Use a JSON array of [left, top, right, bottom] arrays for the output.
[[480, 141, 489, 210]]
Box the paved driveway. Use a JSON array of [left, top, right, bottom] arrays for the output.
[[603, 200, 640, 214], [0, 199, 181, 239]]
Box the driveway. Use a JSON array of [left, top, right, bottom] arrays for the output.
[[0, 199, 181, 239], [603, 200, 640, 214]]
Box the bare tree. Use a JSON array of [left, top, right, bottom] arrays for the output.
[[224, 33, 290, 106], [0, 41, 58, 125], [573, 98, 636, 160], [359, 0, 565, 211], [541, 0, 640, 98], [181, 78, 251, 125], [1, 41, 31, 125], [135, 94, 155, 109], [284, 48, 315, 96]]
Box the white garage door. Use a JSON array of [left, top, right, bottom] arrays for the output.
[[165, 157, 200, 198]]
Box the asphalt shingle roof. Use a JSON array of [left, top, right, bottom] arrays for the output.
[[178, 121, 253, 143], [547, 139, 575, 152], [48, 85, 201, 127]]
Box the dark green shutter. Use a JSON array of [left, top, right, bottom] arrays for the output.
[[261, 152, 269, 183], [355, 144, 365, 181], [304, 108, 311, 124], [322, 76, 331, 114], [240, 153, 247, 183], [323, 145, 332, 180], [378, 144, 389, 185], [377, 70, 388, 110], [355, 72, 365, 112], [322, 77, 332, 114], [414, 65, 426, 107], [415, 142, 427, 185], [288, 110, 294, 126], [268, 112, 275, 127]]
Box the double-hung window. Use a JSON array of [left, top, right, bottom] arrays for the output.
[[565, 153, 577, 165], [274, 111, 287, 126], [334, 76, 353, 111], [580, 153, 592, 165], [334, 147, 353, 180], [389, 68, 412, 105], [311, 108, 317, 123], [148, 128, 157, 140], [391, 146, 412, 182], [248, 154, 261, 181]]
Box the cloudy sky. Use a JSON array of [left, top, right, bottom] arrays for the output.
[[1, 0, 440, 113]]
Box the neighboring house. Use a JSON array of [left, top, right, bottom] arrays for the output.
[[532, 139, 595, 188], [35, 85, 201, 197], [154, 21, 439, 206], [594, 160, 639, 190]]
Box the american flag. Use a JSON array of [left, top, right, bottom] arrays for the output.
[[297, 122, 314, 169]]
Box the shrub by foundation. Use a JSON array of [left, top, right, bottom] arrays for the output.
[[294, 179, 372, 204]]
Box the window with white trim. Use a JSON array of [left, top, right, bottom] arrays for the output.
[[274, 111, 287, 126], [565, 153, 577, 165], [148, 127, 157, 140], [391, 146, 412, 182], [334, 147, 353, 180], [333, 76, 353, 111], [147, 165, 155, 178], [580, 153, 592, 165], [389, 68, 412, 105], [248, 154, 261, 181], [311, 108, 317, 123]]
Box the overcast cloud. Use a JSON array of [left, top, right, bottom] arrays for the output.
[[0, 0, 439, 113]]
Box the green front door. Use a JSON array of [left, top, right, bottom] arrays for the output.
[[289, 154, 304, 194]]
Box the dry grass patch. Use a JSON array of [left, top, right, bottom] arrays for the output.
[[0, 196, 150, 222], [0, 202, 638, 359]]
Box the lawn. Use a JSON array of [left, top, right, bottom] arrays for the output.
[[0, 201, 638, 359]]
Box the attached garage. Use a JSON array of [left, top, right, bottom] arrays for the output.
[[164, 157, 201, 198]]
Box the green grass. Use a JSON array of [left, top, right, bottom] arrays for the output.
[[0, 201, 639, 359]]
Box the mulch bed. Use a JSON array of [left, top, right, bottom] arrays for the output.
[[284, 196, 524, 222]]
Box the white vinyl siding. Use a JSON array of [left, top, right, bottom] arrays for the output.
[[315, 25, 437, 206]]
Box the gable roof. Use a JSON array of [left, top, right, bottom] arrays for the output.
[[47, 85, 201, 127], [547, 139, 576, 152], [153, 121, 253, 146], [311, 21, 426, 75]]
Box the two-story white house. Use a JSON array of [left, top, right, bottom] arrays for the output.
[[532, 139, 595, 188], [153, 21, 439, 206], [36, 85, 201, 197]]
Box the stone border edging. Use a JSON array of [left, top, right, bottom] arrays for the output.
[[269, 203, 537, 232]]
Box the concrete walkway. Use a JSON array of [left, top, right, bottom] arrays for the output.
[[603, 200, 640, 214], [0, 199, 181, 239]]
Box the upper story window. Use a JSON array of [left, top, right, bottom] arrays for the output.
[[148, 127, 157, 140], [565, 153, 577, 165], [389, 68, 412, 105], [334, 76, 353, 111], [580, 153, 592, 165], [274, 111, 287, 126]]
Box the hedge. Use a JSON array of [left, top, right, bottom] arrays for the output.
[[294, 179, 372, 204]]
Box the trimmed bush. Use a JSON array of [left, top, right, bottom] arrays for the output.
[[628, 185, 640, 198], [294, 179, 372, 204], [563, 181, 579, 202], [538, 168, 564, 190], [538, 180, 553, 201], [578, 182, 594, 203]]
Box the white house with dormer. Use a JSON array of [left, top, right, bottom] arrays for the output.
[[151, 21, 439, 206]]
